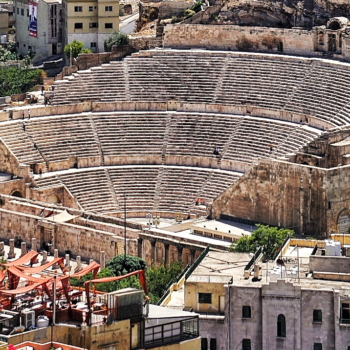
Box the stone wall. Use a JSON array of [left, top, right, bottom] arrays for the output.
[[310, 255, 350, 273], [163, 25, 319, 56], [211, 159, 328, 236], [0, 196, 142, 262]]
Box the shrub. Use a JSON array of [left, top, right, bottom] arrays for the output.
[[104, 31, 129, 52]]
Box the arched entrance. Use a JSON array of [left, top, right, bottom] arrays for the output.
[[47, 194, 60, 204], [10, 190, 23, 198], [339, 210, 350, 234]]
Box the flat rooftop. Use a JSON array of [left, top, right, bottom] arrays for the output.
[[187, 251, 252, 284]]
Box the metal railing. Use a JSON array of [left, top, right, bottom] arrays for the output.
[[145, 317, 199, 349]]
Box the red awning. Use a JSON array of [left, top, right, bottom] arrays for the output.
[[0, 278, 51, 296], [2, 250, 39, 267], [70, 261, 100, 279], [17, 257, 65, 274], [0, 270, 5, 285], [7, 266, 48, 289]]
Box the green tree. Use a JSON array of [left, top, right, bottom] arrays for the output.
[[70, 267, 117, 292], [104, 31, 129, 52], [0, 66, 44, 96], [106, 254, 146, 276], [232, 224, 294, 259], [146, 261, 183, 304], [64, 39, 91, 59]]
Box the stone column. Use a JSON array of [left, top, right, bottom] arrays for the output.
[[0, 242, 5, 257], [150, 240, 156, 263], [65, 254, 71, 272], [100, 251, 105, 269], [75, 256, 83, 273], [52, 249, 59, 269], [177, 246, 183, 265], [164, 243, 170, 267], [21, 242, 26, 257], [31, 238, 37, 252], [41, 251, 48, 265], [138, 239, 143, 259], [8, 239, 16, 259]]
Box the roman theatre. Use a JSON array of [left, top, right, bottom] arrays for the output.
[[2, 43, 350, 264]]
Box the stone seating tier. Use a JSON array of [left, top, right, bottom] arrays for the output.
[[0, 112, 321, 173], [49, 51, 350, 127]]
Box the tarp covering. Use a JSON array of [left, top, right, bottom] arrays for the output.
[[2, 250, 39, 267], [7, 266, 48, 290], [45, 210, 78, 223], [0, 270, 5, 285], [0, 278, 51, 296], [70, 261, 100, 279], [17, 257, 65, 274]]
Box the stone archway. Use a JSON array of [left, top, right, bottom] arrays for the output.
[[10, 189, 23, 198], [47, 194, 60, 204], [338, 209, 350, 234]]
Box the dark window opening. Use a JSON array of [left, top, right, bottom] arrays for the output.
[[242, 306, 251, 318], [242, 339, 251, 350], [198, 293, 212, 304], [277, 314, 286, 337], [313, 309, 322, 322]]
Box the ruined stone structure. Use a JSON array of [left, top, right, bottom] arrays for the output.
[[3, 47, 350, 263]]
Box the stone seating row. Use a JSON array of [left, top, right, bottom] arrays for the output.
[[0, 113, 321, 170], [34, 166, 242, 214], [49, 51, 350, 127]]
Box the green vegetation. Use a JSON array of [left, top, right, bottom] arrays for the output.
[[71, 255, 183, 304], [0, 66, 44, 97], [104, 31, 129, 52], [183, 0, 203, 18], [231, 224, 294, 259], [119, 5, 125, 16], [64, 39, 91, 60], [190, 0, 203, 13]]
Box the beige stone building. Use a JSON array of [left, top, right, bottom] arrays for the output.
[[62, 0, 119, 53]]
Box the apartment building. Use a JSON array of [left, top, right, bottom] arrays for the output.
[[14, 0, 62, 62], [62, 0, 119, 53]]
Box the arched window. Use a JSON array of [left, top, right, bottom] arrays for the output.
[[277, 314, 286, 337]]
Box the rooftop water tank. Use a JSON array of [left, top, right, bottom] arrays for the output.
[[36, 315, 49, 328]]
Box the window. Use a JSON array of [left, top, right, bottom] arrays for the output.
[[105, 6, 112, 11], [74, 6, 82, 12], [198, 293, 211, 304], [21, 8, 24, 15], [105, 23, 113, 29], [26, 9, 29, 17], [341, 303, 350, 324], [16, 8, 19, 14], [210, 339, 216, 350], [242, 306, 251, 319], [74, 23, 83, 29], [89, 6, 93, 11], [277, 314, 286, 337], [90, 42, 97, 52], [242, 339, 251, 350], [314, 344, 322, 350], [201, 338, 207, 350], [313, 309, 322, 322], [89, 23, 98, 28]]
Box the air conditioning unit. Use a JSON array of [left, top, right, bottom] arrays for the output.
[[22, 309, 35, 329]]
